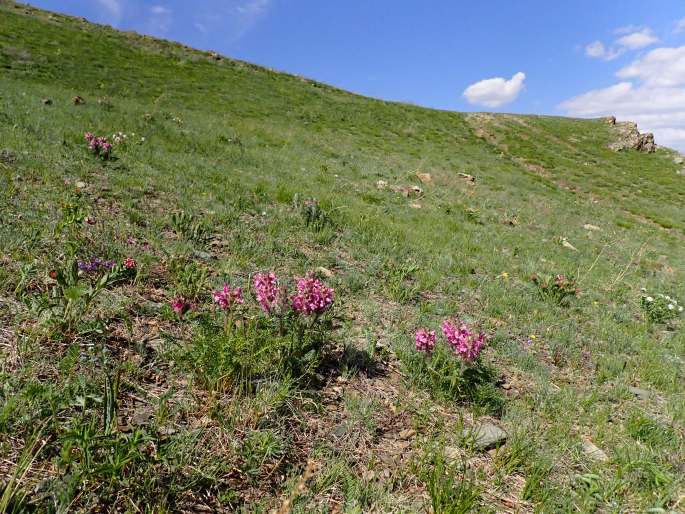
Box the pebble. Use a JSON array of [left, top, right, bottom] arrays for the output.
[[582, 439, 608, 462], [628, 386, 650, 400]]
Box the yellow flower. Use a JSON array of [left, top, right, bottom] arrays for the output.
[[529, 334, 537, 340]]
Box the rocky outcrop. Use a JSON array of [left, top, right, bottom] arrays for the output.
[[607, 120, 656, 153]]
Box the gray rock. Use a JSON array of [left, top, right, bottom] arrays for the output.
[[192, 250, 214, 260], [582, 439, 608, 462], [628, 386, 650, 400], [608, 121, 656, 153], [463, 422, 507, 450]]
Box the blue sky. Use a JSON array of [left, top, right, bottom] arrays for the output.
[[26, 0, 685, 149]]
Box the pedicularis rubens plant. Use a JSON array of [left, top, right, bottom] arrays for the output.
[[84, 132, 113, 160], [406, 319, 502, 413], [640, 290, 683, 323], [181, 272, 336, 392]]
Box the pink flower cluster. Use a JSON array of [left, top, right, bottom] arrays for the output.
[[169, 272, 335, 321], [212, 284, 244, 310], [254, 272, 279, 313], [171, 297, 192, 317], [84, 132, 112, 159], [415, 329, 436, 352], [442, 320, 485, 362], [291, 276, 334, 315], [415, 319, 486, 362]]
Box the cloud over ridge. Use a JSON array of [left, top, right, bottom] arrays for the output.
[[463, 72, 526, 108]]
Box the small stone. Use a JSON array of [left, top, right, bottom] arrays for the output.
[[464, 422, 507, 450], [376, 180, 388, 190], [398, 429, 416, 440], [444, 446, 461, 461], [458, 173, 475, 182], [561, 238, 578, 251], [75, 181, 86, 189], [628, 386, 650, 400], [583, 224, 601, 231], [582, 439, 608, 462], [315, 266, 334, 278], [331, 424, 347, 438], [192, 250, 214, 260], [416, 172, 432, 184], [409, 203, 422, 209]]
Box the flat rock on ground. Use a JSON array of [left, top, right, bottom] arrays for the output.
[[628, 386, 650, 400], [582, 439, 609, 462], [464, 422, 507, 450]]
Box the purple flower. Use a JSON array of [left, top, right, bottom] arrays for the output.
[[84, 132, 113, 160], [77, 257, 115, 273], [291, 276, 334, 315], [254, 272, 278, 312], [212, 284, 244, 310], [171, 297, 191, 317], [415, 328, 436, 353], [442, 319, 485, 362]]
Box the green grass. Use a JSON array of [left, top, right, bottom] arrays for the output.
[[1, 1, 684, 511]]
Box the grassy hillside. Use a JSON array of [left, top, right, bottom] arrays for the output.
[[1, 2, 684, 512]]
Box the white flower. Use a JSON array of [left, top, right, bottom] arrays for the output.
[[668, 304, 674, 310], [646, 296, 654, 302], [679, 306, 684, 312]]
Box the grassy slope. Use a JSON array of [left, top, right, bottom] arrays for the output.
[[1, 1, 684, 512]]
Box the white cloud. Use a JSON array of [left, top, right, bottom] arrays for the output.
[[675, 17, 685, 34], [614, 25, 644, 35], [584, 27, 657, 61], [616, 28, 658, 50], [150, 5, 171, 15], [617, 46, 685, 86], [235, 0, 270, 17], [96, 0, 123, 23], [561, 45, 685, 150], [147, 4, 173, 35], [585, 40, 623, 61], [193, 0, 271, 42], [463, 72, 526, 108], [585, 41, 605, 58]]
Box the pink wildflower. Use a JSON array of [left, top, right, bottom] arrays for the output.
[[415, 328, 436, 353], [291, 276, 334, 315], [171, 297, 191, 317], [254, 272, 279, 313], [212, 284, 244, 310], [84, 132, 112, 159], [442, 319, 485, 362], [123, 257, 136, 269]]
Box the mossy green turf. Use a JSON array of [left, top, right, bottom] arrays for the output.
[[1, 1, 684, 512]]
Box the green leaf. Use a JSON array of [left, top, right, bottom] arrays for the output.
[[64, 285, 86, 301]]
